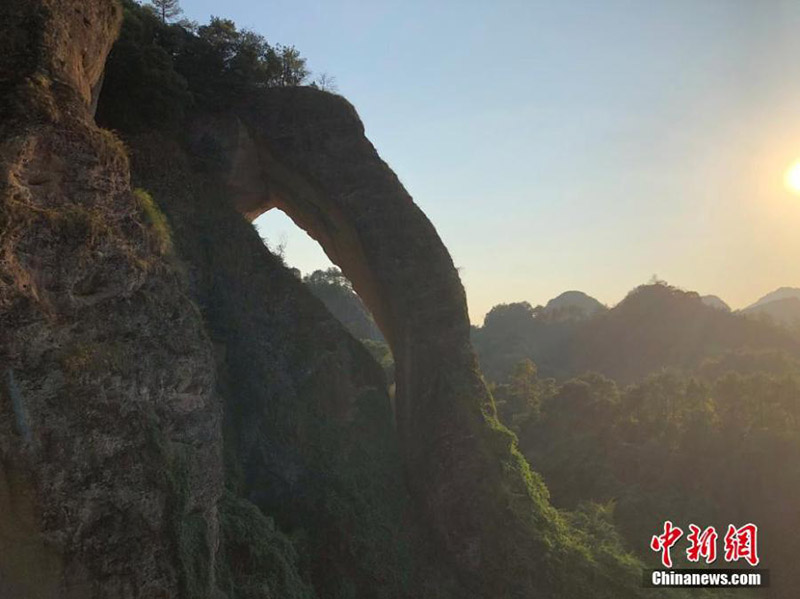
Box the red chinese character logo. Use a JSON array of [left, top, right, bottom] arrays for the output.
[[686, 524, 718, 564], [651, 521, 684, 568], [724, 523, 759, 566]]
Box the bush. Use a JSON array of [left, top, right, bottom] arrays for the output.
[[96, 0, 310, 132], [134, 188, 172, 254]]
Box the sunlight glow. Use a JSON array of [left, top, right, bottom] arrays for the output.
[[785, 160, 800, 195]]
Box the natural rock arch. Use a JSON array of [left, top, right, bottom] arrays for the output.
[[1, 0, 614, 594], [193, 89, 548, 588]]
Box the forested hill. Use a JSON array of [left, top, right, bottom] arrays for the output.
[[481, 284, 800, 596], [741, 288, 800, 330], [473, 282, 800, 383]]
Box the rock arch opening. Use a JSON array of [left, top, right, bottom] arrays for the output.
[[193, 87, 553, 591], [253, 209, 335, 276], [210, 85, 480, 453], [253, 208, 393, 381]]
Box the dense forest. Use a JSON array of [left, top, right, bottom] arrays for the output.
[[504, 363, 800, 592], [309, 273, 800, 596], [472, 282, 800, 383], [97, 0, 313, 132], [487, 285, 800, 593]]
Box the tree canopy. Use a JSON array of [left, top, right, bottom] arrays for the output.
[[473, 282, 800, 383], [149, 0, 182, 23], [491, 360, 800, 596], [97, 0, 310, 132]]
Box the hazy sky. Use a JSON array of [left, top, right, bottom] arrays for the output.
[[181, 0, 800, 323]]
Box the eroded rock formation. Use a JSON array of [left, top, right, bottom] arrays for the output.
[[198, 91, 559, 592], [1, 1, 644, 598], [1, 1, 222, 597]]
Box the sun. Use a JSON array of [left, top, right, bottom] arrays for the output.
[[785, 161, 800, 195]]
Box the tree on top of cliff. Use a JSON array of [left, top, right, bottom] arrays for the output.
[[311, 73, 338, 93], [278, 46, 309, 86], [149, 0, 182, 23], [97, 0, 310, 131]]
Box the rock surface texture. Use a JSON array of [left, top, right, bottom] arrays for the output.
[[0, 1, 223, 597], [224, 90, 560, 594]]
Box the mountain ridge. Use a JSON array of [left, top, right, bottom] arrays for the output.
[[745, 286, 800, 310], [474, 282, 800, 383]]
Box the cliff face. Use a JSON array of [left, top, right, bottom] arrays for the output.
[[0, 1, 222, 597], [204, 90, 570, 597], [2, 2, 644, 598], [123, 130, 467, 598]]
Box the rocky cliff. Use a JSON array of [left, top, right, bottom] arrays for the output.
[[0, 1, 222, 596], [1, 2, 646, 598]]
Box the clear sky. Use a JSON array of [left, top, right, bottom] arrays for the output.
[[180, 0, 800, 323]]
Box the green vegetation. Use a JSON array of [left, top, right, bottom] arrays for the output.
[[216, 491, 314, 599], [473, 281, 800, 383], [141, 172, 460, 596], [481, 356, 800, 597], [149, 0, 182, 23], [302, 268, 395, 382], [472, 281, 800, 596], [96, 127, 130, 165], [96, 0, 310, 132], [453, 376, 657, 599], [490, 358, 554, 429], [741, 288, 800, 336], [168, 445, 213, 599], [361, 339, 395, 383], [302, 268, 384, 343], [134, 188, 173, 254]]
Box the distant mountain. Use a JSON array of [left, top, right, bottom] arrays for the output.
[[473, 283, 800, 383], [700, 295, 731, 311], [570, 283, 800, 382], [542, 291, 605, 320], [742, 297, 800, 329], [746, 287, 800, 310], [739, 287, 800, 332]]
